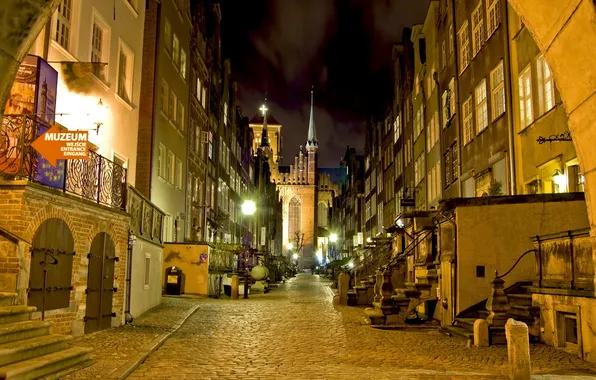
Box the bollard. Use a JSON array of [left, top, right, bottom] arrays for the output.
[[338, 273, 348, 305], [505, 318, 531, 380], [231, 275, 239, 299], [474, 319, 489, 347]]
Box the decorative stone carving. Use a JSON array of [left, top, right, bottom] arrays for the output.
[[486, 271, 510, 326]]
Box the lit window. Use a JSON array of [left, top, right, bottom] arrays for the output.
[[472, 3, 485, 57], [180, 49, 187, 79], [177, 100, 184, 131], [463, 96, 474, 145], [158, 143, 166, 178], [487, 0, 501, 37], [414, 152, 425, 185], [175, 158, 183, 189], [196, 77, 202, 101], [414, 107, 423, 140], [161, 80, 169, 115], [449, 24, 454, 57], [537, 56, 555, 114], [475, 79, 488, 134], [173, 34, 180, 67], [55, 0, 72, 50], [117, 43, 134, 104], [519, 66, 533, 128], [458, 22, 470, 73], [170, 91, 177, 124], [91, 23, 107, 81], [224, 102, 228, 125], [491, 61, 506, 119], [167, 150, 175, 184]]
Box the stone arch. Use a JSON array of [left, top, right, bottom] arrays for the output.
[[506, 0, 596, 288], [26, 205, 77, 243], [317, 201, 328, 227]]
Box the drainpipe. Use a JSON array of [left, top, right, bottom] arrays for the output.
[[439, 210, 457, 324], [124, 231, 134, 324], [503, 3, 517, 195]]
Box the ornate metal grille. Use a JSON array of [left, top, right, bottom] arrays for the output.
[[0, 115, 127, 210]]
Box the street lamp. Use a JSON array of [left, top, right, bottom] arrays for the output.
[[329, 233, 338, 243], [92, 98, 107, 135], [241, 200, 256, 299], [286, 242, 294, 250]]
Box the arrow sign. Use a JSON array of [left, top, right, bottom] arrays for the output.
[[30, 125, 89, 167]]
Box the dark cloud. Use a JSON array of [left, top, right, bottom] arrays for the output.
[[222, 0, 429, 166]]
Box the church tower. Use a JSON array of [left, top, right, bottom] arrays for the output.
[[306, 88, 318, 185]]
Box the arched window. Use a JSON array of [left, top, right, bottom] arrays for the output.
[[288, 197, 301, 242], [318, 202, 328, 227]]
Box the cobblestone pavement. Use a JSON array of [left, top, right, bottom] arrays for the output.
[[62, 297, 201, 379], [128, 274, 596, 380]]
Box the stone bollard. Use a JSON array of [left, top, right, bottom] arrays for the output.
[[474, 319, 489, 347], [505, 318, 531, 380], [231, 275, 239, 299], [338, 273, 349, 305]]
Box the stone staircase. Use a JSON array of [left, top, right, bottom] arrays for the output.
[[443, 282, 540, 344], [0, 292, 92, 379]]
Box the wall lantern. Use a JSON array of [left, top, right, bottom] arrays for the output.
[[553, 169, 567, 191], [92, 98, 108, 134]]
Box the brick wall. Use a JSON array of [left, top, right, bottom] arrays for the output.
[[0, 181, 130, 335]]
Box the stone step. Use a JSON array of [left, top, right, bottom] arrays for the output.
[[478, 309, 489, 319], [0, 306, 37, 325], [510, 305, 540, 318], [0, 294, 17, 307], [508, 293, 532, 306], [442, 325, 473, 340], [0, 346, 92, 380], [454, 317, 476, 330], [0, 335, 72, 367], [0, 321, 52, 345]]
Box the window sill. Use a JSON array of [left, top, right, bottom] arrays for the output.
[[50, 40, 77, 61], [122, 0, 139, 18], [115, 93, 134, 111], [476, 125, 489, 137], [90, 74, 111, 91], [491, 111, 506, 124]]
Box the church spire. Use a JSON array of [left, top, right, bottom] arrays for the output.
[[306, 86, 318, 148], [259, 94, 269, 148]]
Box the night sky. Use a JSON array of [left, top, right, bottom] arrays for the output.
[[221, 0, 429, 167]]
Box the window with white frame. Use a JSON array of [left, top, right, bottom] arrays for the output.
[[164, 19, 172, 54], [393, 113, 401, 143], [180, 49, 187, 79], [175, 158, 183, 189], [177, 100, 184, 131], [414, 152, 425, 185], [117, 42, 134, 104], [491, 61, 506, 119], [449, 78, 456, 118], [170, 91, 177, 124], [475, 79, 488, 133], [208, 132, 213, 159], [55, 0, 73, 50], [201, 87, 207, 109], [224, 102, 228, 125], [194, 124, 200, 154], [91, 17, 109, 82], [519, 66, 533, 129], [537, 56, 555, 114], [472, 3, 485, 57], [173, 34, 180, 67], [414, 107, 423, 140], [463, 96, 474, 144], [458, 22, 470, 73], [158, 143, 166, 178], [487, 0, 501, 37], [167, 150, 175, 184], [442, 90, 449, 128], [426, 113, 434, 151]]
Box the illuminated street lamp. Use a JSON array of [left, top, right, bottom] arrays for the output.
[[286, 242, 294, 250], [329, 233, 338, 243], [292, 253, 299, 261], [241, 200, 256, 299], [553, 169, 567, 192], [92, 98, 107, 135]]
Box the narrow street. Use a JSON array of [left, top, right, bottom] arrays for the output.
[[127, 275, 594, 379]]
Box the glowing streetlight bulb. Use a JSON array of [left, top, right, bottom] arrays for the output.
[[329, 233, 338, 243], [241, 200, 256, 216], [286, 243, 294, 250], [292, 253, 298, 260]]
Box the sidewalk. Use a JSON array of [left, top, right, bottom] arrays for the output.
[[61, 296, 203, 380]]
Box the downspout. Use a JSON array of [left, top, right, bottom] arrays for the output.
[[124, 230, 134, 324], [503, 3, 517, 195], [439, 209, 457, 324]]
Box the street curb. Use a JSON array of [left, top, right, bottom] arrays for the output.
[[108, 303, 201, 380]]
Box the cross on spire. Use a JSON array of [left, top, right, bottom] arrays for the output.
[[259, 104, 268, 116]]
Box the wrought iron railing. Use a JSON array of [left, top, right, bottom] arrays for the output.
[[127, 186, 164, 244], [0, 115, 127, 210]]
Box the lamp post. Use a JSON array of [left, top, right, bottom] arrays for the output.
[[241, 200, 256, 299]]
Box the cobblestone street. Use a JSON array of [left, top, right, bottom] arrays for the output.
[[125, 274, 596, 379]]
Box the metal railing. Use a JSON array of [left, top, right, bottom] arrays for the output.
[[127, 186, 164, 244], [0, 115, 127, 210]]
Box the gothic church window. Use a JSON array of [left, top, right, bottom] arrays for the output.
[[289, 197, 301, 241], [318, 202, 328, 227]]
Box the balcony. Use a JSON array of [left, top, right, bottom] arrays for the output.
[[127, 186, 164, 244], [0, 115, 127, 211]]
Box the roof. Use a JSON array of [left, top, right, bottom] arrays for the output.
[[249, 114, 281, 126], [318, 167, 347, 185]]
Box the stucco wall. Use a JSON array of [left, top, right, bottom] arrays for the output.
[[455, 199, 589, 312], [129, 237, 163, 318], [163, 243, 210, 295]]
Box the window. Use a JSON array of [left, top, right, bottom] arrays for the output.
[[170, 91, 177, 124], [167, 150, 175, 184], [144, 253, 150, 288], [201, 87, 207, 109], [458, 22, 470, 73], [393, 113, 401, 143], [180, 49, 187, 79], [442, 40, 446, 69], [173, 34, 180, 67], [449, 24, 454, 57], [475, 79, 488, 134], [487, 0, 501, 37], [491, 61, 506, 119], [194, 124, 200, 154], [208, 132, 213, 159], [158, 143, 166, 178], [177, 100, 184, 131], [537, 56, 555, 114], [175, 158, 183, 189], [164, 19, 172, 54], [414, 107, 423, 140], [224, 102, 228, 125], [289, 197, 301, 241], [318, 202, 328, 227], [117, 43, 134, 104], [472, 4, 485, 57], [196, 78, 202, 101], [414, 152, 425, 185], [55, 0, 72, 50], [444, 142, 458, 186], [91, 23, 106, 81], [463, 96, 474, 145], [161, 80, 169, 115], [519, 66, 533, 129]]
